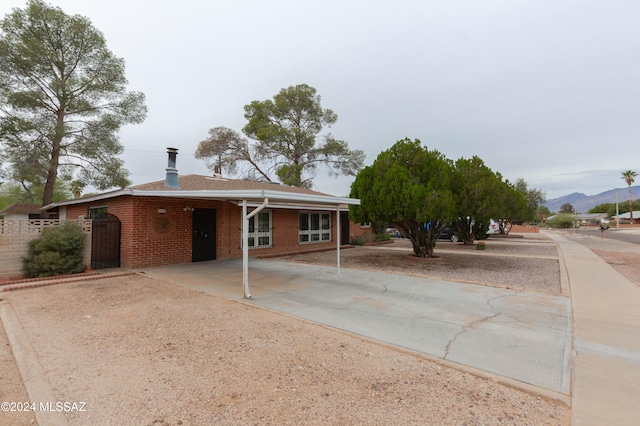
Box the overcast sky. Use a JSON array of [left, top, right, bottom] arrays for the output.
[[2, 0, 640, 200]]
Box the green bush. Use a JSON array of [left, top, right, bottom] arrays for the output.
[[351, 233, 390, 245], [22, 222, 86, 278], [350, 234, 371, 245], [374, 232, 391, 242], [545, 214, 575, 229]]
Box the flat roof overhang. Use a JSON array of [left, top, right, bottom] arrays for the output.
[[42, 188, 360, 210]]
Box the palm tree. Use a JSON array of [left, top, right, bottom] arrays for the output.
[[621, 170, 638, 223]]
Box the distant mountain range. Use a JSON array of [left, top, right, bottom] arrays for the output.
[[545, 186, 640, 214]]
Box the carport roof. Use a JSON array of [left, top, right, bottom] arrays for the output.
[[42, 174, 360, 210]]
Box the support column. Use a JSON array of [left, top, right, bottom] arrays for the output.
[[336, 207, 341, 276]]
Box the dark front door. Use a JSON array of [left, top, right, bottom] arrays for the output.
[[341, 212, 350, 245], [91, 213, 121, 269], [192, 208, 216, 262]]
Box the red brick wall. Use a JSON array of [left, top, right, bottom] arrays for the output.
[[510, 225, 540, 233], [348, 222, 374, 241], [64, 196, 342, 269]]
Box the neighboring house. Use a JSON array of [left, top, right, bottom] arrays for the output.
[[612, 211, 640, 225], [0, 203, 44, 220], [575, 213, 609, 226], [42, 149, 364, 272]]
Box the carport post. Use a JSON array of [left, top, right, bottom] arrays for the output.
[[242, 197, 269, 299], [242, 200, 250, 298], [336, 206, 341, 276]]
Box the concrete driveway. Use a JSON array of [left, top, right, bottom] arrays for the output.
[[141, 258, 572, 396]]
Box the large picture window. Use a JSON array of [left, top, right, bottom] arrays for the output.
[[299, 212, 331, 244], [248, 210, 272, 249]]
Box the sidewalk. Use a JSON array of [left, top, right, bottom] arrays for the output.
[[546, 232, 640, 425]]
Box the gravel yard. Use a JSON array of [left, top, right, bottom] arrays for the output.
[[0, 233, 573, 425], [278, 237, 562, 295]]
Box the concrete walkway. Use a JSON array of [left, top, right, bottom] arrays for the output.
[[547, 232, 640, 425], [141, 256, 573, 399]]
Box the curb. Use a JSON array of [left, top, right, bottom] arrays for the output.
[[0, 271, 136, 292], [0, 302, 69, 426]]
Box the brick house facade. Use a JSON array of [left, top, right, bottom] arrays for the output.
[[45, 174, 365, 270]]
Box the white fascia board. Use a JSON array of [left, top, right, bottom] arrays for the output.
[[260, 189, 360, 205], [237, 202, 351, 212], [129, 189, 360, 206], [41, 189, 132, 210], [42, 188, 360, 210]]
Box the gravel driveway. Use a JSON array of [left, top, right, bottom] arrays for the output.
[[1, 234, 573, 425]]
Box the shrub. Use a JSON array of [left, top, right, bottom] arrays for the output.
[[22, 221, 86, 278], [545, 214, 575, 229], [374, 232, 391, 242], [350, 234, 372, 245], [351, 233, 390, 245]]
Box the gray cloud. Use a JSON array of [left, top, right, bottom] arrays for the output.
[[2, 0, 639, 199]]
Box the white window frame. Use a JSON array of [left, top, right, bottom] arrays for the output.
[[299, 211, 331, 244], [248, 210, 272, 249]]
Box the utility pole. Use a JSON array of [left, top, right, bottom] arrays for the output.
[[616, 188, 620, 229]]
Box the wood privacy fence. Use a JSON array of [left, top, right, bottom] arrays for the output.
[[0, 219, 92, 280]]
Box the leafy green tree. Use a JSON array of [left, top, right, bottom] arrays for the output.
[[559, 202, 575, 214], [589, 203, 615, 215], [241, 84, 364, 188], [486, 179, 529, 235], [450, 156, 507, 244], [514, 178, 546, 222], [468, 173, 529, 239], [536, 205, 552, 222], [0, 0, 147, 207], [349, 138, 455, 257], [0, 177, 73, 208], [591, 200, 640, 217], [621, 170, 638, 222]]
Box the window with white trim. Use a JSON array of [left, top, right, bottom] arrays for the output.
[[248, 210, 272, 249], [299, 212, 331, 243]]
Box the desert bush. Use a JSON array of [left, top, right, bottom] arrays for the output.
[[351, 233, 373, 245], [351, 233, 390, 245], [545, 214, 575, 229], [22, 221, 85, 278], [374, 232, 391, 242]]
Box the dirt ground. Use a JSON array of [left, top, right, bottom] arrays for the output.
[[6, 231, 633, 425], [278, 237, 562, 295]]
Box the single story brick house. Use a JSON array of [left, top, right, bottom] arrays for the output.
[[41, 150, 368, 282]]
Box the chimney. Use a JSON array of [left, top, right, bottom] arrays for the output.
[[165, 147, 179, 188]]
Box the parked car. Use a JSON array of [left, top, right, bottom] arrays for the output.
[[438, 228, 459, 242], [486, 219, 501, 236], [387, 227, 403, 238]]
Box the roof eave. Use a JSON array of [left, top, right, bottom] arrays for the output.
[[41, 188, 133, 210], [130, 189, 360, 205], [41, 188, 360, 210]]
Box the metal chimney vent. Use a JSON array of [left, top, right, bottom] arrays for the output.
[[165, 147, 179, 188]]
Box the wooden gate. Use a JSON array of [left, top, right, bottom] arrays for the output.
[[91, 213, 121, 269]]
